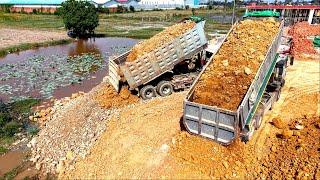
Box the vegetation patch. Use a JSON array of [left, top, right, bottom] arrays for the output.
[[0, 39, 72, 58], [0, 53, 104, 101], [0, 99, 40, 148]]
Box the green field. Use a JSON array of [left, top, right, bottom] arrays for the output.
[[0, 8, 244, 39]]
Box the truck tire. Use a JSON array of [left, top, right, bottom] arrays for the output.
[[157, 81, 173, 97], [140, 85, 156, 100], [290, 56, 294, 65], [281, 79, 286, 87]]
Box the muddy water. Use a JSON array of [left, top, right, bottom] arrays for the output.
[[0, 37, 138, 102], [0, 151, 25, 176]]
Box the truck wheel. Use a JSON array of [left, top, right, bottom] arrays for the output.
[[255, 115, 263, 130], [290, 56, 294, 66], [157, 81, 173, 97], [281, 79, 286, 87], [140, 85, 156, 100]]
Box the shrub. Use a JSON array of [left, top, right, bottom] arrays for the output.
[[208, 5, 213, 10], [2, 121, 20, 137], [58, 0, 99, 37], [185, 5, 190, 10], [191, 8, 196, 15], [129, 5, 135, 12], [116, 5, 126, 13]]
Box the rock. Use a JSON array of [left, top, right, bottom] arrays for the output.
[[171, 138, 176, 145], [293, 131, 301, 136], [29, 115, 34, 121], [222, 161, 229, 168], [271, 117, 287, 129], [244, 67, 252, 75], [35, 163, 42, 170], [281, 130, 293, 139], [66, 151, 73, 160], [30, 138, 37, 147], [295, 124, 304, 130], [160, 144, 169, 153], [222, 60, 229, 67], [56, 160, 65, 173]]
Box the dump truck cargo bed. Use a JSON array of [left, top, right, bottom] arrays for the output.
[[183, 20, 284, 145], [108, 21, 207, 91]]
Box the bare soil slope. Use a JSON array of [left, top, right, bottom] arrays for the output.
[[0, 28, 68, 50], [60, 59, 319, 179]]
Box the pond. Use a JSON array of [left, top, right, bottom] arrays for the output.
[[0, 37, 138, 102]]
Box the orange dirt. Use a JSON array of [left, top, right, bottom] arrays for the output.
[[95, 84, 138, 109], [261, 115, 320, 179], [126, 21, 196, 62], [192, 18, 280, 111]]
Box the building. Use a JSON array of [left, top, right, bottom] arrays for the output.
[[246, 4, 320, 25], [0, 0, 64, 13], [0, 0, 202, 13]]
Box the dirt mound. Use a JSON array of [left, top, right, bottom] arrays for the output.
[[169, 132, 249, 178], [192, 19, 280, 111], [95, 84, 138, 109], [60, 92, 186, 179], [126, 21, 196, 62], [261, 115, 320, 179], [288, 22, 320, 58]]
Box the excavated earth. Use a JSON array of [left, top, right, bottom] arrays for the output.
[[192, 18, 280, 111], [29, 82, 138, 174], [126, 21, 196, 62], [56, 59, 319, 179]]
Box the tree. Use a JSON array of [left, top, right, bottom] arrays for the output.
[[129, 5, 135, 12], [58, 0, 99, 37]]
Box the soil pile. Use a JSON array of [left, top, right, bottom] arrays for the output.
[[126, 21, 196, 62], [60, 92, 186, 179], [192, 18, 280, 111], [95, 84, 138, 109], [288, 22, 320, 58], [29, 83, 116, 174], [261, 115, 320, 179]]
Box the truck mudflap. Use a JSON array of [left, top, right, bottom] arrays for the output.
[[183, 101, 238, 145], [107, 59, 120, 92]]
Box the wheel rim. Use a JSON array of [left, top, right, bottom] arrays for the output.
[[162, 85, 171, 95], [145, 89, 154, 98]]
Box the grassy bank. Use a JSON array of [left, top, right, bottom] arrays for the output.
[[0, 8, 244, 40], [0, 39, 72, 58], [0, 99, 40, 153]]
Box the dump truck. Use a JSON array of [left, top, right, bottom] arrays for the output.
[[107, 20, 221, 99], [182, 19, 293, 145]]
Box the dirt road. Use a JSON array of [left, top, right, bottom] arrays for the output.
[[0, 28, 68, 50], [60, 58, 319, 179]]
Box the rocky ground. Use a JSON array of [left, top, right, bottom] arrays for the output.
[[0, 28, 68, 50], [53, 58, 319, 179], [29, 83, 138, 175]]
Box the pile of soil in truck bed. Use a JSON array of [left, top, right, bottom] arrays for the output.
[[192, 18, 280, 111], [126, 21, 196, 62]]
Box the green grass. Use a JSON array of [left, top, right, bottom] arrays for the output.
[[0, 39, 72, 57], [0, 12, 64, 29], [0, 8, 244, 40], [0, 99, 40, 149], [0, 146, 8, 155], [0, 166, 20, 180]]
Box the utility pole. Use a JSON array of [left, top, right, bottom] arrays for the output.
[[232, 0, 236, 24]]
